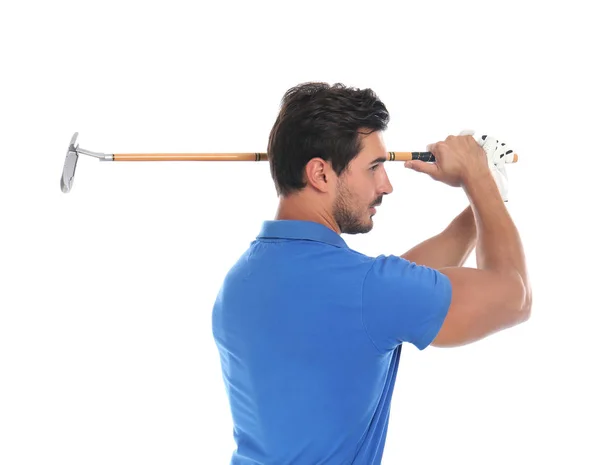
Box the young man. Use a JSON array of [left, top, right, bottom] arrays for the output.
[[212, 82, 532, 464]]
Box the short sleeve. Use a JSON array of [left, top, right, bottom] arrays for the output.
[[361, 254, 452, 352]]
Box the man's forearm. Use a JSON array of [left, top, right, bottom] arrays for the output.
[[400, 205, 476, 269]]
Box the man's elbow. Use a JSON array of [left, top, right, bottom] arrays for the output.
[[515, 278, 533, 324]]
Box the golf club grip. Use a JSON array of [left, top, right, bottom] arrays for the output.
[[404, 152, 436, 162], [111, 152, 436, 162]]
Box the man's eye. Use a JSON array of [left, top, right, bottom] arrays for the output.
[[371, 164, 378, 171]]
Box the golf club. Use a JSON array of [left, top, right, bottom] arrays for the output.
[[60, 132, 519, 193]]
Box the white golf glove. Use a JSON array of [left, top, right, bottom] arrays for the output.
[[459, 129, 512, 202]]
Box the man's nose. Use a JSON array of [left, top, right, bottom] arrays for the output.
[[381, 169, 393, 195]]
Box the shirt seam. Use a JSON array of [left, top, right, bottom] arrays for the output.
[[361, 259, 386, 355], [256, 237, 346, 248]]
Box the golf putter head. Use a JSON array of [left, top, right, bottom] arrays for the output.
[[61, 132, 79, 193]]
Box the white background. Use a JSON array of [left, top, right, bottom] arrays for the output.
[[1, 1, 599, 464]]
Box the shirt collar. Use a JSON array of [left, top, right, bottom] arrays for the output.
[[257, 220, 349, 249]]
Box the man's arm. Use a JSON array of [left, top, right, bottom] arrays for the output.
[[400, 205, 476, 269]]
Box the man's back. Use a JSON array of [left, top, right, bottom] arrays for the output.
[[212, 220, 451, 464]]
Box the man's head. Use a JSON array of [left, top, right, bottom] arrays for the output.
[[268, 82, 393, 234]]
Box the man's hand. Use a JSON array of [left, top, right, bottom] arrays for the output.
[[460, 130, 513, 202], [405, 129, 513, 202], [480, 134, 511, 202], [404, 132, 490, 187]]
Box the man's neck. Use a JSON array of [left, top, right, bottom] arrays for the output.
[[275, 196, 340, 234]]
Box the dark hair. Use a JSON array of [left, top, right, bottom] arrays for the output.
[[267, 82, 390, 197]]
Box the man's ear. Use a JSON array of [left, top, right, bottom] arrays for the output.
[[305, 158, 334, 193]]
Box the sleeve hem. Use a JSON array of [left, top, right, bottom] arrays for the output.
[[414, 271, 453, 351]]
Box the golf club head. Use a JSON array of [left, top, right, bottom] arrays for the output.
[[61, 132, 79, 193]]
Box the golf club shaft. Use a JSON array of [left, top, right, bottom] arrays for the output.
[[108, 151, 518, 163], [110, 152, 435, 162]]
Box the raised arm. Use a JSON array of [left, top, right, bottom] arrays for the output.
[[405, 134, 532, 348], [434, 169, 531, 347]]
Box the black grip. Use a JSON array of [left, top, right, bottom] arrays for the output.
[[412, 152, 436, 162]]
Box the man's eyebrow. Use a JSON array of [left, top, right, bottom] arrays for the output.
[[369, 156, 388, 165]]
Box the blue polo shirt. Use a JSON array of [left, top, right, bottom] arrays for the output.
[[212, 220, 452, 464]]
